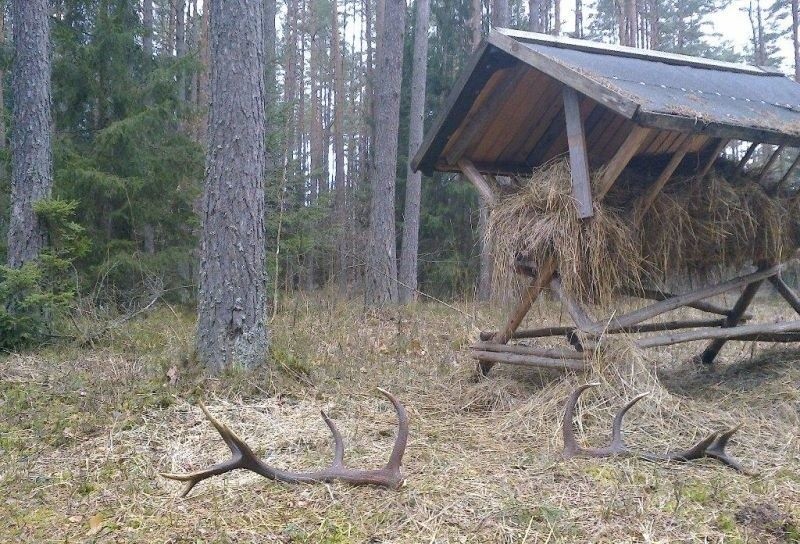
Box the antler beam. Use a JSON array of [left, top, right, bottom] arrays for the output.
[[562, 384, 748, 473], [161, 388, 409, 497]]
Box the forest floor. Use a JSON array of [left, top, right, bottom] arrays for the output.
[[1, 291, 799, 543]]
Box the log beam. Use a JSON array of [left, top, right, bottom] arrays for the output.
[[584, 264, 782, 335], [563, 87, 594, 219], [775, 150, 800, 196], [637, 319, 800, 348], [757, 144, 786, 184], [768, 275, 800, 316], [736, 142, 759, 174], [698, 138, 730, 178], [634, 135, 693, 224], [458, 158, 496, 205], [479, 318, 726, 341], [698, 278, 765, 364], [469, 350, 586, 371], [550, 275, 594, 330], [595, 125, 651, 200], [626, 287, 752, 319], [470, 342, 586, 360]]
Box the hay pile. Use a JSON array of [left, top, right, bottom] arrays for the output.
[[489, 158, 798, 304]]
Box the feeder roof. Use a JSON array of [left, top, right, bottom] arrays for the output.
[[412, 28, 800, 176]]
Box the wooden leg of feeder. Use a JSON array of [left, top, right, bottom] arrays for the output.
[[480, 257, 556, 375], [768, 275, 800, 316], [697, 278, 766, 365]]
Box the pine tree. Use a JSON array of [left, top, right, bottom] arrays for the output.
[[399, 0, 430, 303], [196, 0, 268, 370], [7, 0, 53, 267], [365, 0, 405, 305]]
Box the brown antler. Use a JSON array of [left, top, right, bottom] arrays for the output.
[[161, 388, 409, 497], [562, 384, 748, 473], [562, 383, 649, 458]]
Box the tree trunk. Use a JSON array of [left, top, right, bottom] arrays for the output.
[[471, 0, 482, 48], [175, 0, 186, 101], [196, 0, 268, 371], [792, 0, 799, 82], [493, 0, 509, 27], [7, 0, 52, 268], [574, 0, 582, 38], [332, 0, 348, 293], [143, 0, 154, 57], [365, 0, 405, 305], [398, 0, 429, 303], [553, 0, 560, 35]]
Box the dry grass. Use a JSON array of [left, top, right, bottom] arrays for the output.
[[490, 159, 797, 304], [1, 293, 799, 543]]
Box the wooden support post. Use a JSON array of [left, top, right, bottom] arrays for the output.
[[638, 319, 800, 348], [586, 264, 782, 335], [595, 125, 651, 200], [698, 138, 730, 178], [458, 158, 496, 205], [479, 257, 557, 375], [774, 150, 800, 195], [736, 142, 759, 174], [445, 67, 529, 165], [698, 278, 765, 365], [562, 87, 594, 219], [634, 135, 694, 224], [757, 144, 786, 184], [549, 275, 594, 331], [768, 275, 800, 316]]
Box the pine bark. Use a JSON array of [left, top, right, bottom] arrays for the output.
[[143, 0, 154, 57], [574, 0, 583, 37], [398, 0, 430, 303], [493, 0, 509, 27], [175, 0, 186, 101], [196, 0, 268, 371], [792, 0, 799, 82], [332, 0, 348, 292], [471, 0, 482, 48], [365, 0, 405, 304], [7, 0, 52, 268]]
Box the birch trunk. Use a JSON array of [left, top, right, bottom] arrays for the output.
[[7, 0, 52, 268], [196, 0, 268, 371]]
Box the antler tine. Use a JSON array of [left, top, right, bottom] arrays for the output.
[[160, 401, 265, 497], [562, 383, 600, 458], [704, 426, 748, 473], [640, 431, 719, 464], [320, 410, 345, 468], [376, 387, 409, 472], [609, 392, 649, 454]]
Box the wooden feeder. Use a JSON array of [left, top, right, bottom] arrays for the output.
[[412, 29, 800, 375]]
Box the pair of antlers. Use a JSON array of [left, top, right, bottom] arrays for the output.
[[562, 383, 747, 472], [161, 388, 409, 497]]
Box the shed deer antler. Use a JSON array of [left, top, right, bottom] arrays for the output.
[[562, 383, 748, 473], [161, 388, 409, 497]]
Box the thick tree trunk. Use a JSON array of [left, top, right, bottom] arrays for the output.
[[493, 0, 509, 27], [196, 0, 268, 371], [365, 0, 405, 305], [7, 0, 52, 268], [553, 0, 560, 34], [574, 0, 583, 38], [143, 0, 153, 57], [398, 0, 430, 303], [332, 0, 348, 293]]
